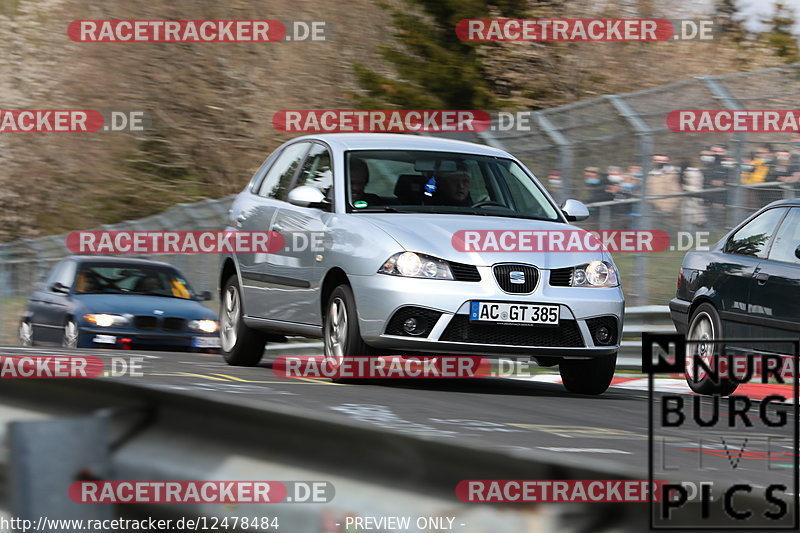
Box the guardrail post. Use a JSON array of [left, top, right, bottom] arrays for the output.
[[608, 95, 653, 306]]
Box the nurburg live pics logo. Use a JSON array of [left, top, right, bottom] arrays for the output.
[[643, 333, 799, 530]]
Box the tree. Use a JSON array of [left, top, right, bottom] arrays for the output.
[[762, 2, 799, 63], [354, 0, 529, 109], [714, 0, 748, 43]]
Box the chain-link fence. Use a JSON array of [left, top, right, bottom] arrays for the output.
[[434, 63, 800, 307], [3, 64, 800, 345]]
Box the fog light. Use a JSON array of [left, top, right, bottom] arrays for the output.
[[403, 318, 418, 334], [402, 317, 428, 336], [595, 326, 611, 344]]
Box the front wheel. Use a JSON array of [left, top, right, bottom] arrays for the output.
[[220, 276, 266, 366], [324, 285, 375, 379], [559, 353, 617, 395]]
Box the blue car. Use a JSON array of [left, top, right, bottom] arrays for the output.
[[19, 256, 220, 352]]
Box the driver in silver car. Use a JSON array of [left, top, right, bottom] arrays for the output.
[[433, 165, 472, 206]]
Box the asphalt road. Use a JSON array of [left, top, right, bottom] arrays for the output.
[[1, 344, 797, 528]]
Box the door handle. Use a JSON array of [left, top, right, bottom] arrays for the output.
[[234, 214, 246, 228], [755, 272, 769, 285]]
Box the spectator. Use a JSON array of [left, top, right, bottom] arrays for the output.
[[583, 166, 608, 204], [742, 145, 775, 209], [773, 149, 799, 200], [678, 157, 708, 229], [600, 166, 630, 202], [546, 170, 564, 204], [645, 154, 682, 219], [702, 144, 732, 208]]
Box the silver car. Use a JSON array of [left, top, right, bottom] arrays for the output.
[[218, 133, 624, 394]]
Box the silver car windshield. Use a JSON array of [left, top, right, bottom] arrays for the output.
[[345, 150, 561, 221]]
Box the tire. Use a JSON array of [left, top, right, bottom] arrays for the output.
[[324, 284, 375, 380], [685, 302, 738, 396], [220, 275, 266, 366], [559, 353, 617, 395], [62, 319, 79, 349], [19, 320, 33, 347]]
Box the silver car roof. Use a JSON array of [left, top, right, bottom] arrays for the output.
[[289, 133, 511, 158]]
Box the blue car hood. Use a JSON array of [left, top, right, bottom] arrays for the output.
[[75, 294, 217, 319]]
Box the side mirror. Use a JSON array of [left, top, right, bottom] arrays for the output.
[[50, 282, 70, 294], [795, 245, 800, 260], [287, 185, 328, 208], [199, 290, 213, 301], [561, 199, 590, 222]]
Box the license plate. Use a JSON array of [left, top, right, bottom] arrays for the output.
[[470, 302, 559, 325], [192, 336, 221, 348]]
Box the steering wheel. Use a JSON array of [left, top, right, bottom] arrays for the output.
[[471, 200, 506, 208]]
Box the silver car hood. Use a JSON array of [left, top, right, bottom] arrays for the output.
[[360, 213, 611, 268]]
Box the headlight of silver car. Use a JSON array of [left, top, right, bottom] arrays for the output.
[[188, 319, 219, 333], [570, 261, 619, 287], [378, 252, 454, 280], [84, 313, 129, 327]]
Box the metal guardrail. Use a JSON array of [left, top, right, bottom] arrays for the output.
[[0, 374, 652, 533]]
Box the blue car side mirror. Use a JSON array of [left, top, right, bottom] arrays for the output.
[[50, 282, 70, 294]]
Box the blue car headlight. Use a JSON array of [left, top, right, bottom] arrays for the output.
[[378, 252, 454, 280], [84, 314, 129, 327], [188, 319, 219, 333]]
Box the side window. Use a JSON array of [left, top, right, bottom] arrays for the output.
[[295, 143, 333, 199], [768, 208, 800, 263], [258, 142, 310, 200], [725, 208, 786, 258], [44, 261, 65, 287], [45, 261, 75, 290], [249, 149, 281, 193]]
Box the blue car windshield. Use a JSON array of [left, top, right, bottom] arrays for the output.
[[74, 265, 196, 299], [344, 150, 561, 221]]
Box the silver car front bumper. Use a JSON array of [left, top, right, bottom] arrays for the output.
[[349, 268, 624, 359]]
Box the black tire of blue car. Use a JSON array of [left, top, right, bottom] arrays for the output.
[[324, 284, 376, 382], [221, 275, 267, 366], [685, 302, 738, 396], [559, 353, 617, 395]]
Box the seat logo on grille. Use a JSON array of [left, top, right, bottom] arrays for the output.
[[509, 271, 526, 284]]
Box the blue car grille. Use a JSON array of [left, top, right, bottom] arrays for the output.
[[132, 316, 186, 331]]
